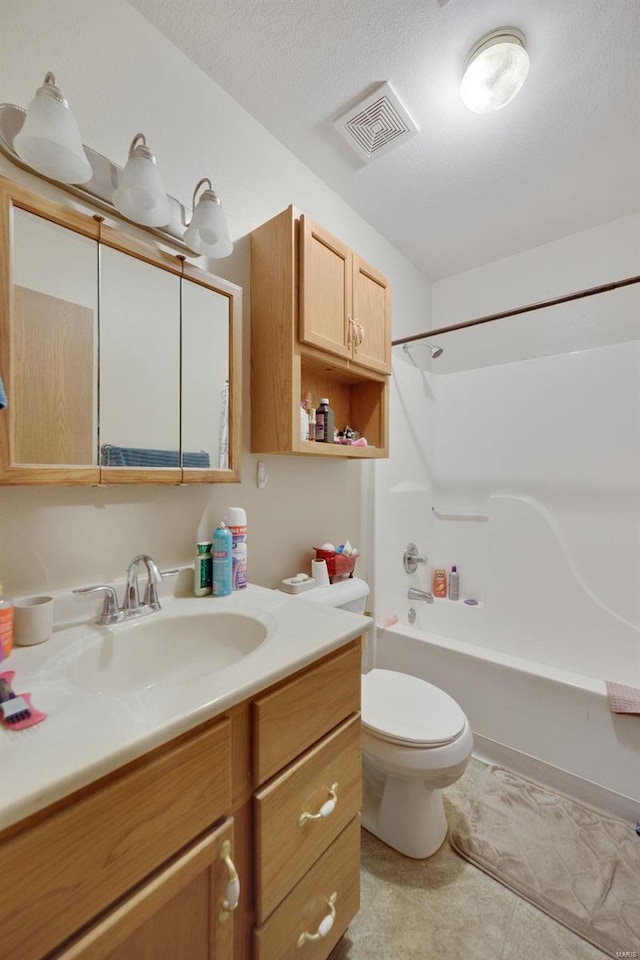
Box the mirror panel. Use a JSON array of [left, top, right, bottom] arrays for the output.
[[181, 277, 230, 472], [12, 208, 98, 465], [99, 245, 181, 468], [0, 176, 241, 485]]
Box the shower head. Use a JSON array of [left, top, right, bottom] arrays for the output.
[[402, 341, 444, 364]]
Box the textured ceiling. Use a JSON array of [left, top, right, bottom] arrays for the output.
[[129, 0, 640, 280]]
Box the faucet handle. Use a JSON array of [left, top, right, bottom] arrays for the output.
[[143, 567, 179, 611], [403, 543, 428, 575], [73, 585, 120, 624]]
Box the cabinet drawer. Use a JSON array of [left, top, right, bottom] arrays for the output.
[[254, 715, 361, 922], [253, 816, 360, 960], [0, 718, 231, 960], [253, 640, 361, 784]]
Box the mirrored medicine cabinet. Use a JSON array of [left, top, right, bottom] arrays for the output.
[[0, 176, 241, 485]]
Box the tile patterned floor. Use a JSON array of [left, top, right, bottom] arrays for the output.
[[331, 760, 609, 960]]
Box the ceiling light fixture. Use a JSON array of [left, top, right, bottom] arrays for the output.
[[13, 72, 92, 183], [113, 133, 170, 227], [460, 28, 529, 114], [183, 178, 233, 258]]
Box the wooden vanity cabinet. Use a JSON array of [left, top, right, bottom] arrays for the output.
[[0, 639, 362, 960], [251, 206, 390, 458]]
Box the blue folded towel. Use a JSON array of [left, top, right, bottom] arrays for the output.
[[0, 375, 7, 410], [101, 445, 210, 468]]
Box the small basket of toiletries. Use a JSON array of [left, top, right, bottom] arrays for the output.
[[314, 547, 356, 581]]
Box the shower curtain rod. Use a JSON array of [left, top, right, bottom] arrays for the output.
[[391, 274, 640, 348]]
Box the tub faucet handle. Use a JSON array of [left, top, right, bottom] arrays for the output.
[[404, 543, 428, 575]]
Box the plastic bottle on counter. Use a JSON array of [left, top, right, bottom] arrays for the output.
[[449, 565, 459, 601], [225, 507, 248, 590], [0, 583, 13, 658], [193, 542, 212, 597], [315, 398, 335, 443], [212, 522, 233, 597]]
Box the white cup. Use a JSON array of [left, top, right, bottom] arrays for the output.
[[13, 596, 54, 646], [311, 559, 330, 588]]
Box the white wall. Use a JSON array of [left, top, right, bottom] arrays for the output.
[[0, 0, 431, 597], [375, 215, 640, 656]]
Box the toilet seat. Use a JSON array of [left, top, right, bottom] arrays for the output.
[[362, 669, 467, 747]]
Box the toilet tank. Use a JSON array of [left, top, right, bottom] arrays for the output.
[[298, 577, 369, 614]]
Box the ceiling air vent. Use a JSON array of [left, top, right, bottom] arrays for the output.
[[334, 82, 419, 162]]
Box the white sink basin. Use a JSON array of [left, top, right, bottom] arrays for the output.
[[65, 611, 272, 694]]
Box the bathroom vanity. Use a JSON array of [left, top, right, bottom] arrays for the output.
[[0, 587, 365, 960]]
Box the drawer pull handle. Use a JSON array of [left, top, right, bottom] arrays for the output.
[[219, 839, 240, 922], [296, 892, 337, 948], [298, 783, 338, 826]]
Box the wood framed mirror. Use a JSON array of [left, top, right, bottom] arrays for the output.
[[0, 176, 241, 485]]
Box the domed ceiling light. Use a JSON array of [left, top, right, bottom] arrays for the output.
[[460, 28, 529, 114]]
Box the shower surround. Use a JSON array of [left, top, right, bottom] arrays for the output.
[[373, 237, 640, 820]]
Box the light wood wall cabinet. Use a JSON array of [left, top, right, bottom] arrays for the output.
[[251, 206, 390, 459], [0, 639, 362, 960]]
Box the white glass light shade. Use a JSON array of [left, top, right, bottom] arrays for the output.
[[461, 29, 529, 114], [13, 74, 92, 183], [184, 185, 233, 258], [113, 135, 170, 227]]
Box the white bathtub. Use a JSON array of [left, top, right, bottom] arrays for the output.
[[373, 618, 640, 822]]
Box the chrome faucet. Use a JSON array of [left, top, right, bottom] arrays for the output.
[[74, 555, 178, 625], [408, 587, 434, 604], [123, 554, 163, 614]]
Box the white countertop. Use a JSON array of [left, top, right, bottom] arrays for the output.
[[0, 583, 370, 831]]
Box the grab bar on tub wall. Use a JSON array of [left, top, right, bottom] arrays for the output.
[[432, 507, 489, 522]]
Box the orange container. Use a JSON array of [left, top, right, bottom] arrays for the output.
[[313, 548, 356, 582]]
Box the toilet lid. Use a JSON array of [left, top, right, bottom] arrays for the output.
[[361, 669, 467, 746]]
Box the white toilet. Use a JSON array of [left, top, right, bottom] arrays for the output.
[[298, 577, 474, 859]]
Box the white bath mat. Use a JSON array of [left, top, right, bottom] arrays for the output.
[[450, 765, 640, 958]]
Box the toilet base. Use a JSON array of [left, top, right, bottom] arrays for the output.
[[362, 771, 448, 859]]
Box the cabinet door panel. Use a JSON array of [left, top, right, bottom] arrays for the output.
[[54, 820, 235, 960], [300, 216, 352, 361], [352, 255, 391, 374]]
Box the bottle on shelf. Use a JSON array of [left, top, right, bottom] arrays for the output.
[[449, 565, 459, 601], [315, 398, 335, 443], [432, 568, 447, 598]]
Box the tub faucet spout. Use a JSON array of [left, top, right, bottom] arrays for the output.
[[407, 587, 434, 603]]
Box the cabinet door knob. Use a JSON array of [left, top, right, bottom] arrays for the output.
[[219, 839, 241, 921], [347, 314, 354, 346], [296, 892, 337, 948], [298, 783, 339, 826], [355, 319, 365, 346]]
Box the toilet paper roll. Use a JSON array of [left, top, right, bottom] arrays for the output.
[[311, 559, 330, 587]]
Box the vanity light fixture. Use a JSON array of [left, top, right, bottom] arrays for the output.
[[12, 72, 92, 183], [460, 28, 529, 114], [183, 177, 233, 258], [0, 72, 234, 256], [112, 133, 170, 228]]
